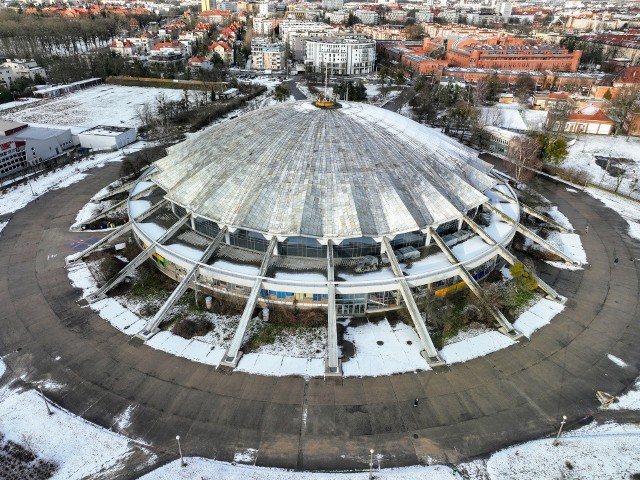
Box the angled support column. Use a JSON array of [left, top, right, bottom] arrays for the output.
[[325, 240, 341, 376], [137, 226, 228, 338], [93, 179, 138, 202], [65, 221, 133, 266], [490, 188, 571, 233], [134, 199, 168, 222], [220, 237, 277, 369], [429, 228, 522, 339], [381, 237, 444, 366], [84, 215, 190, 303], [463, 215, 564, 302], [484, 202, 577, 265], [130, 183, 158, 200]]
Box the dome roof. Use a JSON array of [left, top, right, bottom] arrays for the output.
[[150, 101, 497, 239]]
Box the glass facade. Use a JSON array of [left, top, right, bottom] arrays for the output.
[[389, 231, 426, 249], [436, 220, 459, 236], [279, 236, 328, 258], [229, 229, 271, 252], [195, 217, 221, 239], [333, 237, 380, 258]]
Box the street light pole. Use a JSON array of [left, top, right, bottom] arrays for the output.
[[368, 448, 374, 480], [176, 435, 186, 467], [38, 385, 53, 415], [553, 415, 567, 446]]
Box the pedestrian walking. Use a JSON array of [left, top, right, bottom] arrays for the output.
[[614, 257, 619, 267], [585, 225, 589, 234], [413, 398, 419, 407]]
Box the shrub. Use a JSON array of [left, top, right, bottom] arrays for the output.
[[509, 262, 538, 291], [172, 317, 212, 339]]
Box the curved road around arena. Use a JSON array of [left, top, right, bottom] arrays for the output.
[[0, 161, 639, 476]]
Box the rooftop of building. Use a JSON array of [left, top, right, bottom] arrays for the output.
[[150, 101, 497, 240], [79, 125, 133, 136]]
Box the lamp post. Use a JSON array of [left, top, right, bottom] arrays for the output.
[[38, 385, 53, 415], [176, 435, 186, 467], [28, 180, 36, 197], [553, 415, 567, 446], [368, 448, 374, 480]]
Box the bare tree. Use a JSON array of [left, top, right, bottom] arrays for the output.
[[608, 86, 640, 135], [506, 135, 542, 184]]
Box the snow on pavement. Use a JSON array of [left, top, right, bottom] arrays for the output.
[[610, 377, 640, 411], [439, 331, 516, 364], [513, 298, 565, 338], [140, 458, 459, 480], [608, 354, 628, 368], [585, 187, 640, 241], [0, 143, 146, 218]]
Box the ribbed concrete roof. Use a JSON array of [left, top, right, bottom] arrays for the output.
[[151, 101, 496, 239]]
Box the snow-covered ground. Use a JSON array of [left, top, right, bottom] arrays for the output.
[[3, 85, 184, 128], [0, 367, 155, 479], [563, 135, 640, 198]]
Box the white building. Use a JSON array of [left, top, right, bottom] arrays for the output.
[[496, 0, 512, 19], [0, 59, 46, 88], [110, 39, 136, 57], [304, 37, 376, 75], [258, 2, 275, 15], [353, 9, 379, 25], [0, 120, 73, 178], [322, 0, 344, 11], [326, 10, 348, 24], [74, 126, 136, 151], [280, 20, 334, 45], [253, 17, 277, 36], [251, 38, 285, 71], [415, 10, 434, 22]]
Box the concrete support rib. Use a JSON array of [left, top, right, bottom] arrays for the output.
[[484, 202, 578, 265], [462, 215, 564, 302], [137, 226, 228, 338], [135, 199, 168, 222], [65, 222, 133, 266], [325, 240, 341, 376], [220, 237, 277, 369], [490, 187, 571, 233], [84, 215, 190, 303], [428, 228, 521, 339], [381, 237, 444, 366], [75, 198, 127, 228], [93, 179, 138, 202], [66, 200, 167, 266]]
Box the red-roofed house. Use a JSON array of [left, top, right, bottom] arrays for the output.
[[110, 39, 135, 57], [199, 10, 232, 24], [151, 41, 190, 57], [558, 106, 613, 135], [188, 56, 214, 72], [208, 42, 234, 65]]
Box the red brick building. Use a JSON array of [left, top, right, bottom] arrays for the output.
[[446, 40, 582, 73]]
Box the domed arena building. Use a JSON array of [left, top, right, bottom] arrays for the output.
[[76, 100, 575, 374]]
